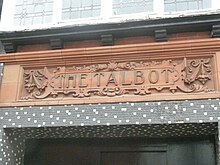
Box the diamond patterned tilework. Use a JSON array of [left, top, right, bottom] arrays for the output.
[[0, 99, 220, 164]]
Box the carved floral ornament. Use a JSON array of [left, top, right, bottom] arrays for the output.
[[22, 57, 214, 100]]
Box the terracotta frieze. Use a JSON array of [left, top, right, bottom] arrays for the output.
[[21, 57, 214, 100]]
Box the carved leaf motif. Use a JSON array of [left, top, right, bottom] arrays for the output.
[[24, 71, 47, 93], [23, 68, 51, 99], [72, 89, 91, 98], [134, 86, 151, 95], [99, 87, 125, 97], [185, 58, 212, 85]]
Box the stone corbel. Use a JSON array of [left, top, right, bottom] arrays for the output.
[[2, 42, 17, 53], [155, 29, 167, 42], [101, 34, 114, 46], [50, 38, 63, 50], [211, 25, 220, 38]]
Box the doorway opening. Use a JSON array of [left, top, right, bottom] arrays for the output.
[[24, 136, 216, 165]]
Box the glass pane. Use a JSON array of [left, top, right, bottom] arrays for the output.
[[165, 3, 176, 12], [176, 2, 187, 11], [33, 16, 42, 24], [24, 17, 33, 25], [83, 0, 92, 7], [14, 6, 23, 14], [71, 11, 80, 19], [43, 15, 52, 23], [20, 18, 25, 25], [26, 5, 35, 13], [62, 12, 70, 20], [203, 0, 211, 8], [188, 1, 198, 10], [93, 0, 101, 5], [113, 0, 153, 15], [62, 0, 101, 20], [164, 0, 211, 12], [63, 0, 71, 8], [93, 9, 100, 17], [198, 1, 202, 8], [14, 0, 54, 26], [16, 0, 24, 5], [27, 0, 35, 5], [81, 10, 92, 18], [45, 3, 53, 11], [34, 5, 44, 12], [14, 18, 21, 26], [72, 0, 81, 7]]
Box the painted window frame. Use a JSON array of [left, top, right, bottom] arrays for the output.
[[0, 0, 219, 31]]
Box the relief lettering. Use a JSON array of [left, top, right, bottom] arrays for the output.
[[79, 74, 88, 88], [94, 73, 104, 87], [162, 69, 173, 83], [148, 70, 159, 84], [106, 72, 118, 86], [134, 71, 144, 85], [66, 75, 76, 88], [121, 71, 132, 86], [56, 75, 65, 88], [65, 75, 70, 88], [23, 58, 214, 100]]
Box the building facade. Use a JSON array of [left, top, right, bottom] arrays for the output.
[[0, 0, 220, 164]]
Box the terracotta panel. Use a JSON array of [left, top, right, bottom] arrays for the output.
[[2, 65, 21, 83], [17, 56, 215, 105], [0, 38, 220, 106], [0, 82, 19, 102], [116, 36, 155, 45], [0, 92, 220, 107], [17, 44, 51, 52], [64, 40, 101, 49], [215, 52, 220, 72], [0, 38, 220, 67], [168, 32, 209, 41]]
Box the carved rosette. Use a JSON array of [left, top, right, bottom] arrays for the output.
[[22, 57, 214, 100]]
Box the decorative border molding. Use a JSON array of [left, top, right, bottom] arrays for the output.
[[0, 39, 219, 106], [21, 57, 214, 100], [0, 38, 219, 67]]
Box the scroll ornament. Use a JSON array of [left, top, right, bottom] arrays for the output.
[[22, 57, 213, 100]]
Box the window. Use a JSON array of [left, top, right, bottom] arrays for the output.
[[112, 0, 154, 15], [164, 0, 211, 12], [14, 0, 54, 26], [62, 0, 101, 20], [0, 0, 219, 30]]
